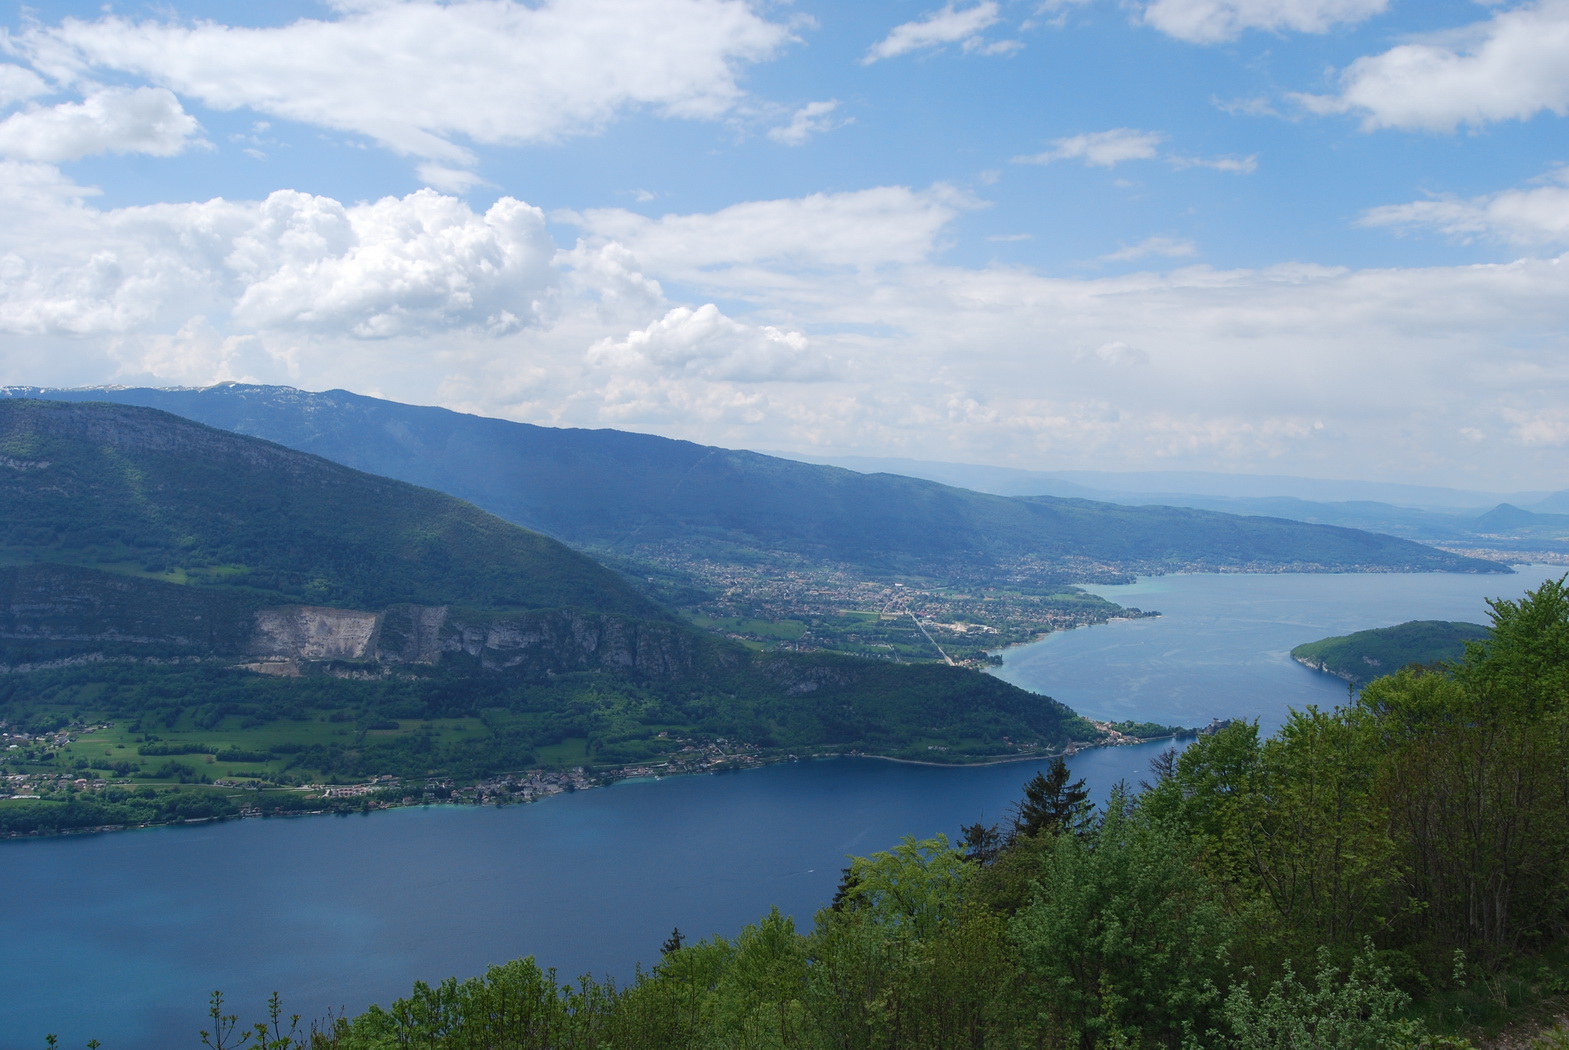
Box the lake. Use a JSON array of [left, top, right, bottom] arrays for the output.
[[1, 565, 1558, 1050], [994, 566, 1564, 733]]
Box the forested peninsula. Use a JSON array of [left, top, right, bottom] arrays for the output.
[[176, 578, 1569, 1050], [1292, 620, 1491, 687]]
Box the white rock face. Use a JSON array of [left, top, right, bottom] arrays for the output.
[[251, 606, 381, 660], [241, 603, 711, 678]]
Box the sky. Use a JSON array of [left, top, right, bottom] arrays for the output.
[[0, 0, 1565, 490]]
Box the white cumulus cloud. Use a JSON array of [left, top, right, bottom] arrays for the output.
[[229, 190, 556, 338], [587, 303, 833, 382], [1139, 0, 1389, 44], [0, 181, 557, 341], [1301, 0, 1569, 131], [863, 2, 1003, 63], [0, 86, 201, 162], [558, 240, 667, 319]]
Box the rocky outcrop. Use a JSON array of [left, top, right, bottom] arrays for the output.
[[233, 602, 729, 679], [1, 561, 730, 680], [1292, 654, 1357, 683], [377, 604, 449, 664], [436, 609, 723, 677], [250, 606, 382, 661]]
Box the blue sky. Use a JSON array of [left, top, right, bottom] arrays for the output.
[[0, 0, 1566, 490]]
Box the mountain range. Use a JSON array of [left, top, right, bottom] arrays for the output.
[[779, 452, 1569, 556], [1, 384, 1506, 582]]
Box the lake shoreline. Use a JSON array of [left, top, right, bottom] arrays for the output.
[[848, 732, 1193, 770], [0, 728, 1201, 842], [16, 569, 1550, 1050]]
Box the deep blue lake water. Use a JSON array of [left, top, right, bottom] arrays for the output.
[[1, 566, 1558, 1050]]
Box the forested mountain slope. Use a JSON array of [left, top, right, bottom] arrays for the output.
[[4, 384, 1505, 579], [0, 397, 664, 620], [0, 400, 1093, 804]]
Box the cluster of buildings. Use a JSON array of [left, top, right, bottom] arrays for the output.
[[637, 551, 1141, 661]]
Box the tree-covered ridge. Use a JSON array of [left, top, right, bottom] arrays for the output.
[[9, 385, 1509, 668], [0, 397, 1104, 810], [1291, 619, 1490, 686], [8, 384, 1506, 579], [179, 577, 1569, 1050], [0, 647, 1088, 810], [0, 398, 667, 618]]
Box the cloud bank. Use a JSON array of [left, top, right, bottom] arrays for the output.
[[16, 0, 795, 169], [4, 173, 1566, 488], [1302, 0, 1569, 130]]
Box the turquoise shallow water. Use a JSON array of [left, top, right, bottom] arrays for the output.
[[1, 566, 1555, 1050]]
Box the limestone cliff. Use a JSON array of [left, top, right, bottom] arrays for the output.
[[251, 606, 382, 661], [1, 566, 729, 680], [433, 608, 721, 677], [244, 603, 727, 678]]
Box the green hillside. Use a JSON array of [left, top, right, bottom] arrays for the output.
[[0, 399, 1103, 836], [1291, 619, 1489, 686], [0, 398, 665, 618], [3, 385, 1507, 665], [4, 384, 1506, 579]]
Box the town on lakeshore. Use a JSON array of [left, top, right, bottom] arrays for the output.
[[0, 713, 1197, 838]]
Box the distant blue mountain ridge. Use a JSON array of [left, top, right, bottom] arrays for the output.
[[773, 452, 1569, 556], [2, 383, 1507, 578]]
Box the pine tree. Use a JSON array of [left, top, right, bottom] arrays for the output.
[[1012, 757, 1090, 839]]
